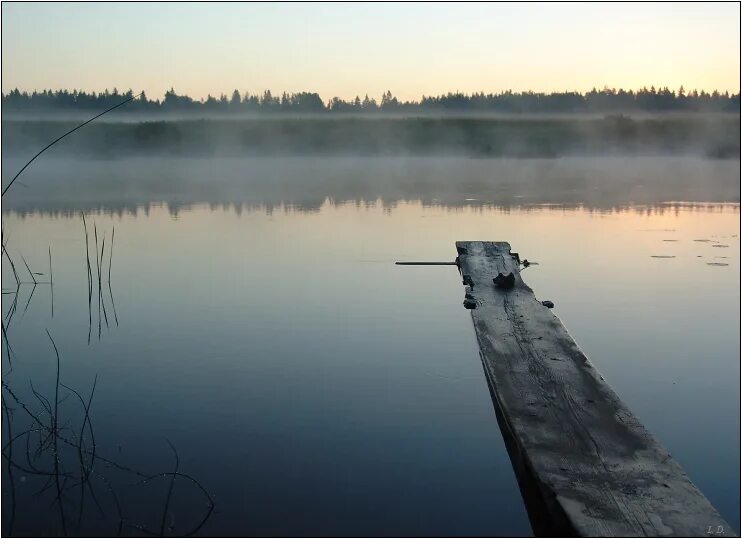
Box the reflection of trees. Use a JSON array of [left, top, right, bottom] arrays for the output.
[[1, 152, 738, 218], [3, 201, 739, 224]]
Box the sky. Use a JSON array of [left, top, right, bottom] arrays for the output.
[[2, 2, 740, 101]]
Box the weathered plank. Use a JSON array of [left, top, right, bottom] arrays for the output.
[[456, 241, 733, 537]]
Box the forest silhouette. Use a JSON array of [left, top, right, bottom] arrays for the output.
[[2, 86, 739, 114]]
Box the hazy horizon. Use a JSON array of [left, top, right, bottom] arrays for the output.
[[2, 85, 740, 104], [2, 3, 740, 101], [1, 3, 739, 536]]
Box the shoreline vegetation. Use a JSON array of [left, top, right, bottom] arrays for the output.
[[2, 87, 740, 115], [3, 87, 738, 159]]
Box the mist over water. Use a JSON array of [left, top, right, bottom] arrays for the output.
[[1, 121, 740, 536], [1, 154, 739, 216], [2, 114, 740, 161], [2, 0, 740, 533]]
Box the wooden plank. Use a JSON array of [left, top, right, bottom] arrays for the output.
[[456, 241, 734, 537]]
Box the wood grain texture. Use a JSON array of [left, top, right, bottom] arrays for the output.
[[457, 241, 734, 538]]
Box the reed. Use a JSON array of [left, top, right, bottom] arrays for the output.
[[2, 395, 16, 536], [1, 321, 13, 371], [4, 287, 19, 328], [93, 224, 101, 339], [81, 213, 93, 342], [21, 284, 37, 318], [45, 329, 67, 536], [107, 226, 114, 284], [48, 247, 54, 318], [107, 227, 118, 326], [81, 212, 92, 297], [60, 375, 97, 530], [2, 240, 21, 287], [161, 440, 179, 536], [2, 367, 215, 536], [19, 254, 37, 285], [98, 233, 109, 330]]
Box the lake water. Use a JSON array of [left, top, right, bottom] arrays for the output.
[[1, 156, 739, 536]]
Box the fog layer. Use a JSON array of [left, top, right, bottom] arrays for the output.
[[3, 115, 739, 159]]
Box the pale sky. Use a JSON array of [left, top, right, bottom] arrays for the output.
[[2, 2, 740, 101]]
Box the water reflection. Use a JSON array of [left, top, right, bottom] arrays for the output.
[[1, 156, 739, 535], [2, 224, 215, 536], [2, 340, 215, 537], [1, 155, 738, 217], [81, 215, 119, 342]]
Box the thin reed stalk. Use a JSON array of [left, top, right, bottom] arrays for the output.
[[108, 227, 114, 284], [161, 440, 179, 536], [45, 329, 68, 536], [94, 225, 101, 339], [49, 247, 54, 318], [3, 242, 21, 287], [21, 283, 38, 317], [82, 213, 93, 342], [19, 254, 37, 285], [2, 395, 17, 536], [1, 321, 12, 371], [99, 234, 108, 329], [107, 227, 118, 326]]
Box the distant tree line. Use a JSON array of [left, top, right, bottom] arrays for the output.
[[2, 86, 739, 114]]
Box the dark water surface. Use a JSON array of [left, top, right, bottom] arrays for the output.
[[1, 156, 740, 536]]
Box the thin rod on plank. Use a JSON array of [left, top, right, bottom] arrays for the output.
[[395, 261, 458, 265]]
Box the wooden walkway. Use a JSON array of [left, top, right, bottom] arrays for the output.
[[456, 241, 733, 537]]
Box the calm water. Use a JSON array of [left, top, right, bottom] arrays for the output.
[[1, 156, 740, 536]]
